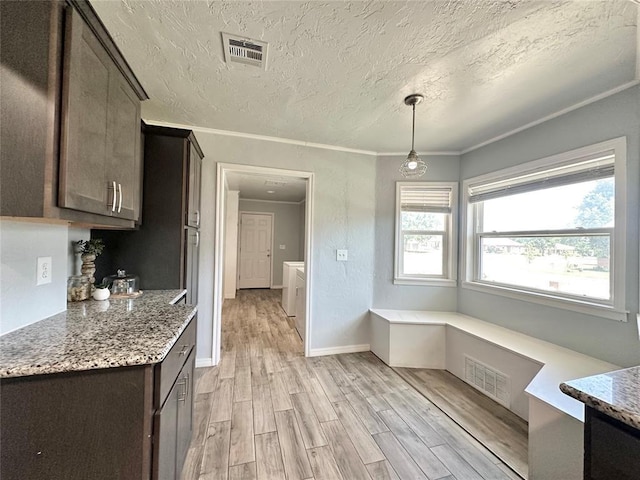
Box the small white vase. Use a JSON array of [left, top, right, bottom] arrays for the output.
[[93, 288, 111, 301]]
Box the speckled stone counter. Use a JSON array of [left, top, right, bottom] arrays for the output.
[[560, 366, 640, 430], [0, 290, 195, 378]]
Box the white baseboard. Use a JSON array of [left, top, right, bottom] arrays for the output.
[[271, 285, 283, 289], [196, 357, 216, 368], [309, 344, 370, 357]]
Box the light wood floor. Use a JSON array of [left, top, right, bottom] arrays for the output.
[[394, 368, 528, 479], [182, 289, 522, 480]]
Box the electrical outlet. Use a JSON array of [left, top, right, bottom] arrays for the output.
[[336, 249, 348, 261], [37, 256, 52, 285]]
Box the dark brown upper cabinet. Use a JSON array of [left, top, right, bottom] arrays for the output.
[[0, 0, 148, 229]]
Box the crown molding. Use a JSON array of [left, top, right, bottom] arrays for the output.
[[145, 79, 640, 159], [461, 80, 640, 155], [141, 120, 378, 156]]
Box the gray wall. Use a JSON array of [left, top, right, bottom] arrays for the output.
[[458, 85, 640, 367], [196, 133, 376, 359], [238, 199, 304, 287], [0, 221, 89, 334], [373, 155, 460, 310], [299, 200, 306, 262]]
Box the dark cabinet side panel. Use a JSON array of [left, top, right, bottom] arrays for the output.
[[0, 366, 153, 480], [585, 407, 640, 480]]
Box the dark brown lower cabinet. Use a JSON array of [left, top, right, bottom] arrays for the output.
[[155, 352, 194, 480], [584, 406, 640, 480], [0, 317, 196, 480]]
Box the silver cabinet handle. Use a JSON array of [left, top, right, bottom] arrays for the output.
[[109, 181, 117, 212], [177, 377, 187, 403], [195, 210, 200, 227], [194, 231, 200, 248], [117, 183, 123, 213]]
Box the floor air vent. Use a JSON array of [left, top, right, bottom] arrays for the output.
[[222, 33, 268, 69], [464, 355, 510, 408]]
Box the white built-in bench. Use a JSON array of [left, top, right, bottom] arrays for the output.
[[370, 309, 619, 480]]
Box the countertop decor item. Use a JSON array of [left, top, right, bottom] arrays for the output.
[[76, 239, 105, 293], [105, 269, 140, 297], [92, 280, 110, 301], [67, 275, 90, 302], [399, 93, 428, 178]]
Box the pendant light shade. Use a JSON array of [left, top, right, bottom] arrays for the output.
[[399, 94, 427, 178]]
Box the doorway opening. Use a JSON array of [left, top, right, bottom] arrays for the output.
[[213, 163, 314, 363]]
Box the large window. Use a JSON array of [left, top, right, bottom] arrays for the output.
[[462, 137, 627, 320], [395, 182, 458, 286]]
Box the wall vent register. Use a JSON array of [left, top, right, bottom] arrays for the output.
[[222, 33, 268, 69], [464, 355, 510, 408]]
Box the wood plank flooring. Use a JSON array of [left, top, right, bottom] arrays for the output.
[[182, 289, 523, 480], [394, 368, 528, 479]]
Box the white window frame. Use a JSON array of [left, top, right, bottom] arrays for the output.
[[394, 181, 458, 286], [461, 137, 628, 321]]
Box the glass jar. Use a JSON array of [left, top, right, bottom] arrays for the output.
[[67, 275, 89, 302]]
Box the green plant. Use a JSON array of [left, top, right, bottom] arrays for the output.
[[76, 239, 105, 257], [95, 278, 110, 289]]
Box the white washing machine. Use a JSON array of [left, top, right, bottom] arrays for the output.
[[295, 266, 306, 341], [282, 261, 304, 316]]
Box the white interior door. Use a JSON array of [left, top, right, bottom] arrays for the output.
[[238, 213, 273, 289]]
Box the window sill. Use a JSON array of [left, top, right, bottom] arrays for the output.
[[394, 278, 457, 287], [461, 281, 628, 322]]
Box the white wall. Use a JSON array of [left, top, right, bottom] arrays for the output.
[[373, 155, 461, 310], [458, 85, 640, 367], [195, 132, 376, 361], [223, 190, 239, 299], [239, 199, 304, 287], [0, 220, 89, 334]]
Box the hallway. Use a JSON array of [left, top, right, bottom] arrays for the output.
[[182, 289, 520, 480]]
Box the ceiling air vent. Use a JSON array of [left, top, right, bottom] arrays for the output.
[[222, 33, 268, 70]]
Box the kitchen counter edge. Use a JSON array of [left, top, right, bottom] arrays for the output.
[[560, 365, 640, 430], [0, 290, 196, 379]]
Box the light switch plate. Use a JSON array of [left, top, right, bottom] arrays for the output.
[[337, 249, 348, 261], [37, 256, 52, 285]]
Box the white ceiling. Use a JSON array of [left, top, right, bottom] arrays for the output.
[[226, 172, 307, 203], [92, 1, 638, 153]]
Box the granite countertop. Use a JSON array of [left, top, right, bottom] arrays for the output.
[[560, 366, 640, 429], [0, 290, 196, 379]]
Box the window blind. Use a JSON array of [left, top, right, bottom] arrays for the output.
[[400, 186, 452, 213], [468, 152, 614, 203]]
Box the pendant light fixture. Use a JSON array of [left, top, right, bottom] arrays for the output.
[[399, 94, 427, 178]]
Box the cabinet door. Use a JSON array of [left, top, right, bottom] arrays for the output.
[[185, 227, 199, 305], [107, 73, 142, 221], [155, 378, 179, 480], [186, 144, 202, 227], [176, 352, 195, 478], [59, 6, 110, 215], [59, 6, 142, 221]]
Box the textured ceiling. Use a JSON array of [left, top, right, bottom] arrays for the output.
[[91, 0, 638, 153], [227, 172, 306, 202]]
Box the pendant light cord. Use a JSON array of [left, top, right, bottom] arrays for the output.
[[411, 103, 416, 151]]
